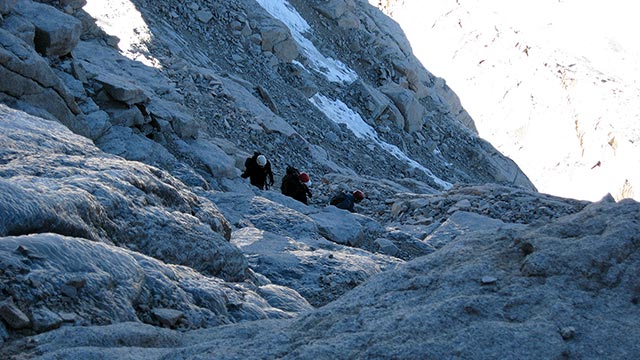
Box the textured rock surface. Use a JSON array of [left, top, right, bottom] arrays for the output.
[[13, 0, 82, 56], [1, 0, 638, 359], [0, 106, 245, 281], [2, 195, 637, 359]]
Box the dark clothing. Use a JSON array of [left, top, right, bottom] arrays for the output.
[[330, 192, 356, 212], [281, 167, 312, 204], [241, 153, 274, 190]]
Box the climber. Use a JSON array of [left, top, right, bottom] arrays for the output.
[[280, 166, 313, 205], [241, 152, 274, 190], [329, 189, 365, 213]]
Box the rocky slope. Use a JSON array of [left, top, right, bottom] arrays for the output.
[[2, 0, 535, 196], [1, 0, 639, 359]]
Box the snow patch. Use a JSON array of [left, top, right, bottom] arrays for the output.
[[256, 0, 358, 84], [309, 94, 452, 189]]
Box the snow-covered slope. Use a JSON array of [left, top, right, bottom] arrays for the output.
[[383, 0, 640, 201]]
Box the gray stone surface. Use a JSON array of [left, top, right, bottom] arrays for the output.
[[0, 106, 243, 281], [379, 83, 426, 132], [258, 21, 298, 62], [230, 226, 399, 307], [1, 1, 635, 359], [3, 195, 637, 359], [0, 299, 30, 330], [0, 28, 79, 125], [309, 206, 365, 246], [30, 307, 63, 332], [13, 0, 81, 56], [0, 0, 17, 15], [96, 73, 149, 105], [150, 308, 184, 328], [1, 13, 34, 45]]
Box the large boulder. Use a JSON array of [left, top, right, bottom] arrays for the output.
[[0, 233, 309, 334], [95, 72, 149, 106], [379, 83, 426, 132], [0, 28, 79, 126], [231, 226, 399, 307], [258, 20, 298, 63], [424, 210, 525, 250], [146, 99, 198, 140], [309, 206, 371, 246], [13, 0, 81, 57], [187, 137, 240, 179]]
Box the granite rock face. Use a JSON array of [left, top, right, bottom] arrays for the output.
[[13, 0, 82, 57]]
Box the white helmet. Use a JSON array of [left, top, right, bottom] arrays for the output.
[[256, 155, 267, 167]]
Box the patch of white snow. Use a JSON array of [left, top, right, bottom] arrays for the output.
[[256, 0, 358, 84], [309, 94, 452, 189]]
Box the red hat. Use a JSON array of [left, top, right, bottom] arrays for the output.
[[298, 172, 310, 183], [353, 190, 365, 201]]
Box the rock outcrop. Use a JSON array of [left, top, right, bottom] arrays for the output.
[[0, 106, 244, 281]]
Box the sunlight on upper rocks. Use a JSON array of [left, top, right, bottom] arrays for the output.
[[83, 0, 162, 68], [256, 0, 358, 84]]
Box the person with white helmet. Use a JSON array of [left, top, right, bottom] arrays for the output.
[[241, 152, 274, 190]]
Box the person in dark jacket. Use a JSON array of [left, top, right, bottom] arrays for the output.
[[241, 152, 274, 190], [329, 190, 365, 212], [281, 166, 313, 204]]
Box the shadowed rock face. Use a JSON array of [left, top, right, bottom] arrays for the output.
[[1, 1, 637, 359], [0, 27, 79, 125]]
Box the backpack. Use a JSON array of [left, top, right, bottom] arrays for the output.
[[330, 191, 347, 206], [281, 165, 301, 195], [285, 165, 300, 177]]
